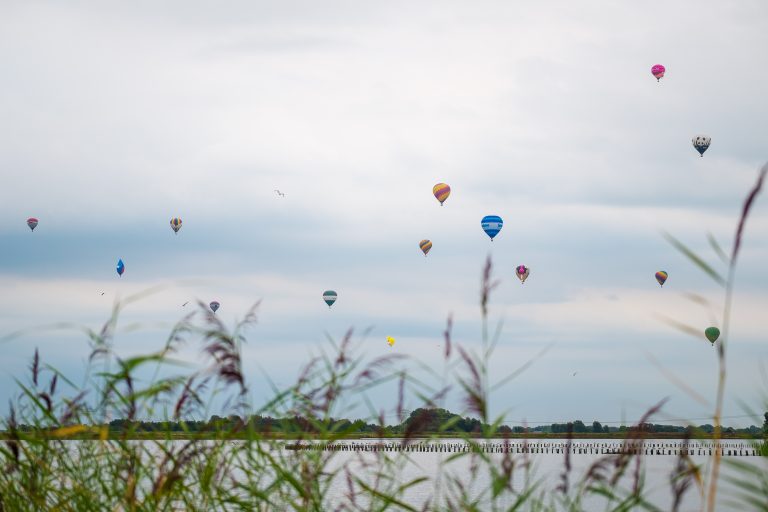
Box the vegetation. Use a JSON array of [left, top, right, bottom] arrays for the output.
[[0, 164, 766, 510], [5, 406, 764, 440]]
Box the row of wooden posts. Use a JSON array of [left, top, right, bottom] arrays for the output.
[[284, 441, 765, 457]]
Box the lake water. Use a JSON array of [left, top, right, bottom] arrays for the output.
[[51, 438, 765, 511], [298, 438, 766, 511]]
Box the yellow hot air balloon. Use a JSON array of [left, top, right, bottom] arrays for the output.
[[432, 183, 451, 206], [386, 336, 395, 347]]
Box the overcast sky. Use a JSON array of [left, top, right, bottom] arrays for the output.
[[1, 0, 767, 427]]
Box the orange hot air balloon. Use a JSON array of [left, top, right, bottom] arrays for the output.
[[432, 183, 451, 206]]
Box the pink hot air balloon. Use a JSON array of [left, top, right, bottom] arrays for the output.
[[651, 64, 665, 82]]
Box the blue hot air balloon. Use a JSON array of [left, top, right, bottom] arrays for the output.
[[116, 259, 125, 276], [481, 215, 503, 241]]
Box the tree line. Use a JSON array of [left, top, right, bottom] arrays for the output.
[[10, 408, 768, 437]]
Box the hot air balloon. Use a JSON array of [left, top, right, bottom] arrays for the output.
[[692, 135, 711, 157], [323, 290, 337, 308], [170, 217, 182, 234], [386, 336, 395, 347], [209, 301, 220, 313], [515, 265, 530, 284], [481, 215, 503, 241], [116, 259, 125, 277], [651, 64, 665, 81], [704, 327, 720, 345], [655, 271, 668, 287], [419, 239, 432, 256], [433, 183, 451, 206], [26, 218, 39, 231]]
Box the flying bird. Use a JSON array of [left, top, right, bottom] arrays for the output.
[[182, 301, 189, 307], [100, 292, 105, 296], [274, 190, 285, 197]]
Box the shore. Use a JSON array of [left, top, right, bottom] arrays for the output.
[[1, 431, 763, 441]]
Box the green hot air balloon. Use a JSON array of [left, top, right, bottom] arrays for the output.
[[323, 290, 337, 308], [704, 327, 720, 345]]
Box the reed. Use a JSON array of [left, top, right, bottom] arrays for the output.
[[1, 165, 766, 511]]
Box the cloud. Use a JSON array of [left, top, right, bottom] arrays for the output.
[[1, 0, 767, 421]]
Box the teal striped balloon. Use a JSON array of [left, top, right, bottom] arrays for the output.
[[323, 290, 337, 308]]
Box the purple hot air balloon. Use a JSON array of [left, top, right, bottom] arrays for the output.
[[651, 64, 665, 82], [515, 265, 530, 284]]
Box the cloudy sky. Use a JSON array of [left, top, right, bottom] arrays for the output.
[[1, 0, 767, 427]]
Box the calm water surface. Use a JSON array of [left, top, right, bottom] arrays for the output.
[[60, 438, 764, 510], [310, 438, 765, 511]]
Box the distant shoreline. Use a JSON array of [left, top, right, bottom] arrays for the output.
[[1, 431, 762, 441]]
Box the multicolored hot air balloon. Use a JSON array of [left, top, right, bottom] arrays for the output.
[[116, 259, 125, 277], [655, 271, 668, 287], [209, 301, 220, 313], [419, 239, 432, 256], [515, 265, 530, 284], [26, 218, 38, 231], [651, 64, 665, 81], [323, 290, 337, 308], [386, 336, 395, 347], [693, 135, 711, 157], [170, 217, 182, 234], [433, 183, 451, 206], [705, 327, 720, 345], [481, 215, 503, 241]]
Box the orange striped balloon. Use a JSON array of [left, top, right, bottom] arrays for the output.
[[419, 239, 432, 256], [432, 183, 451, 205]]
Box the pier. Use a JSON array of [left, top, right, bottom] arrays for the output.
[[283, 440, 765, 457]]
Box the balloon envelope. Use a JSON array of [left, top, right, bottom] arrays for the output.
[[481, 215, 503, 240], [419, 239, 432, 256], [387, 336, 395, 347], [651, 64, 665, 80], [116, 259, 125, 276], [515, 265, 530, 283], [655, 271, 668, 286], [705, 327, 720, 344], [209, 301, 220, 313], [692, 135, 711, 156], [26, 218, 38, 231], [323, 290, 337, 307], [170, 217, 182, 233], [432, 183, 451, 205]]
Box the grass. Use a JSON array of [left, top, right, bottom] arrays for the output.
[[0, 163, 766, 511]]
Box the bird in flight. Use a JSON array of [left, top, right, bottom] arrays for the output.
[[100, 292, 105, 296], [182, 301, 189, 307], [274, 189, 285, 197], [572, 371, 578, 376]]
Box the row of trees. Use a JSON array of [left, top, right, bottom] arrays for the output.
[[12, 408, 768, 437]]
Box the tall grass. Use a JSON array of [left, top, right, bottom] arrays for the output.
[[663, 162, 768, 511], [0, 164, 766, 511]]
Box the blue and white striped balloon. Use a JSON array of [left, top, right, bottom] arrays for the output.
[[481, 215, 503, 240]]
